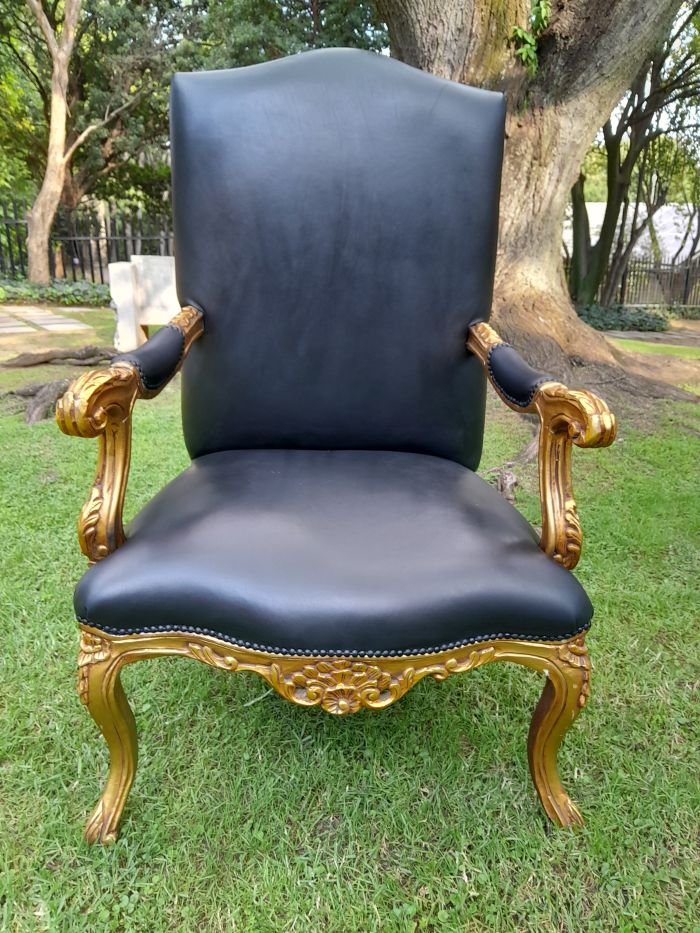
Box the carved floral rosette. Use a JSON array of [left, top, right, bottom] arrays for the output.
[[263, 646, 498, 715]]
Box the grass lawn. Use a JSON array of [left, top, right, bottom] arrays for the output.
[[1, 371, 699, 931], [608, 337, 700, 361]]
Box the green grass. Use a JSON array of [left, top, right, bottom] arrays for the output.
[[609, 336, 700, 360], [1, 386, 699, 932]]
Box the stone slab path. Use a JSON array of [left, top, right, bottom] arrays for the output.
[[0, 304, 91, 336], [0, 312, 33, 335]]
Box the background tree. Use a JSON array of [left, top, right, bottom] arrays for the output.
[[0, 39, 38, 197], [203, 0, 386, 69], [569, 2, 700, 306], [376, 0, 684, 376], [0, 0, 205, 282], [1, 0, 386, 280], [17, 0, 83, 283]]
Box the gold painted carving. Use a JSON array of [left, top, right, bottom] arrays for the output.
[[56, 306, 203, 563], [77, 630, 112, 704], [267, 649, 495, 714], [77, 624, 590, 842], [467, 322, 616, 569]]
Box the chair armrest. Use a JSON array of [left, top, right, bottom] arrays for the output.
[[56, 306, 204, 562], [467, 321, 617, 570]]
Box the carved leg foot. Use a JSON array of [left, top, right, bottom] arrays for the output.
[[526, 637, 590, 828], [78, 632, 137, 844]]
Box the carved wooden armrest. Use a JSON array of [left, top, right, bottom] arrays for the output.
[[467, 322, 617, 570], [56, 306, 204, 563]]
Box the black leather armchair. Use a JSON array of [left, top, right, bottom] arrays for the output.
[[57, 49, 615, 844]]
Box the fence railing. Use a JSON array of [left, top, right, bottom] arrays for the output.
[[564, 254, 700, 307], [0, 199, 173, 284]]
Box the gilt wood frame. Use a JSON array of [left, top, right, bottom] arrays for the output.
[[467, 322, 617, 569], [57, 312, 614, 842], [78, 623, 590, 843], [56, 305, 203, 562]]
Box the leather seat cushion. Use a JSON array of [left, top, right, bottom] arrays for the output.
[[75, 449, 592, 655]]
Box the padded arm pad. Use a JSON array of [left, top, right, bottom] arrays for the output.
[[487, 343, 553, 410], [111, 305, 204, 392], [112, 323, 186, 392]]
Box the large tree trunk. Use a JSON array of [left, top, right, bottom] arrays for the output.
[[25, 0, 82, 284], [26, 55, 70, 284], [377, 0, 681, 376]]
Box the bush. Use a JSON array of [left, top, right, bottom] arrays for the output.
[[666, 304, 700, 321], [576, 303, 668, 332], [0, 277, 110, 307]]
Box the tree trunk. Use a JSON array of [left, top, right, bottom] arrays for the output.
[[377, 0, 681, 377], [493, 100, 619, 369], [25, 0, 82, 284], [26, 56, 69, 284], [569, 174, 591, 303]]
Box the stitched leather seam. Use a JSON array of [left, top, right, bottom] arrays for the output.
[[486, 344, 551, 409], [75, 616, 590, 658], [116, 325, 185, 391]]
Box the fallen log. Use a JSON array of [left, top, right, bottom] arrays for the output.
[[3, 379, 72, 424], [1, 346, 116, 368]]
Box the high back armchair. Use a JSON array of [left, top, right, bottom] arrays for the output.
[[57, 49, 616, 844]]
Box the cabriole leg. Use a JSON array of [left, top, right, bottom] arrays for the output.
[[526, 636, 590, 827], [78, 630, 137, 844]]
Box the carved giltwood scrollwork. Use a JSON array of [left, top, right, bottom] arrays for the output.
[[467, 322, 617, 569], [56, 306, 203, 563], [78, 624, 591, 841], [57, 364, 141, 560], [77, 630, 112, 705]]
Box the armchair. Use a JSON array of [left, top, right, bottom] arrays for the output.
[[57, 49, 615, 844]]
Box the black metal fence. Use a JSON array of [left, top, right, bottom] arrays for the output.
[[565, 254, 700, 307], [0, 199, 173, 283], [3, 198, 700, 306]]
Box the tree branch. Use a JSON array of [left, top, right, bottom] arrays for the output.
[[537, 0, 681, 107], [3, 35, 50, 115], [62, 93, 138, 164], [25, 0, 58, 59], [56, 0, 81, 56]]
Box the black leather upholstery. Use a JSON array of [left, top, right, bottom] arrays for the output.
[[112, 323, 187, 391], [488, 343, 553, 409], [75, 54, 594, 654], [76, 450, 592, 654], [171, 48, 506, 471]]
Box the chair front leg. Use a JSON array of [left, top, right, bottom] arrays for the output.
[[78, 631, 138, 844], [525, 635, 590, 827]]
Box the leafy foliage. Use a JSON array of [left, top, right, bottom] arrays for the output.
[[0, 276, 110, 307], [510, 0, 550, 75], [0, 36, 41, 198], [0, 1, 387, 210], [204, 0, 387, 69], [576, 302, 669, 331], [668, 302, 700, 320]]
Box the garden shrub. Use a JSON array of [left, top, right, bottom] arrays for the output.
[[576, 303, 668, 332], [0, 277, 110, 307], [666, 304, 700, 321]]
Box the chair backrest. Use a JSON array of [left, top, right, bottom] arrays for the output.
[[171, 48, 505, 469]]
